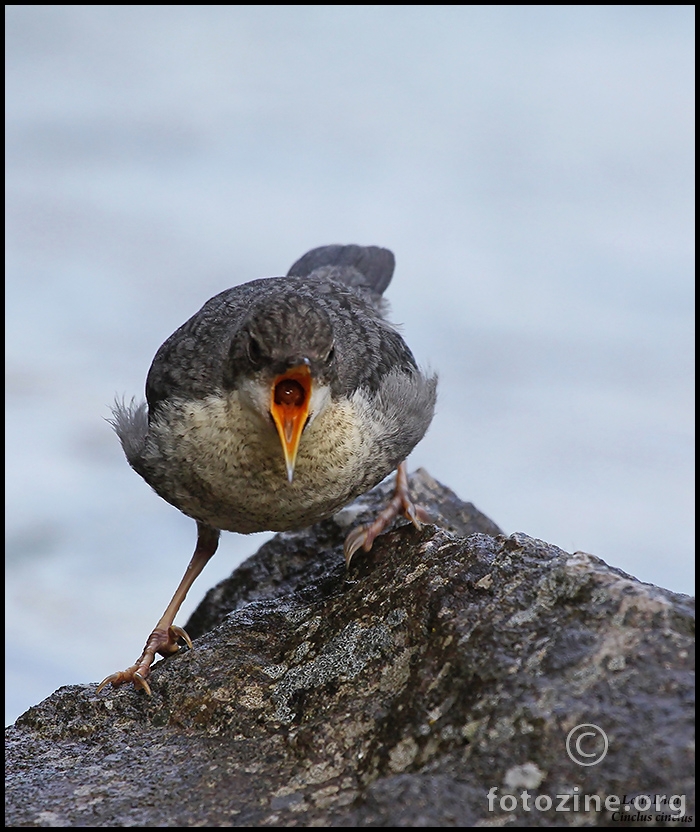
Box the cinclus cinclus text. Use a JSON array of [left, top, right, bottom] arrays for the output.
[[98, 244, 437, 694]]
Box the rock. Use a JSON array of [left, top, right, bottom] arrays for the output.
[[4, 470, 695, 827]]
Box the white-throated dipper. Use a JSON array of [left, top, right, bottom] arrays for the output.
[[98, 244, 437, 694]]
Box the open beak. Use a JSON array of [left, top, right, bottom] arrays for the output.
[[269, 363, 312, 482]]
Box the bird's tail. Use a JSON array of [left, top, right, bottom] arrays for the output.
[[287, 244, 395, 297]]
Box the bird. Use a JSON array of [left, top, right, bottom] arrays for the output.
[[97, 244, 437, 695]]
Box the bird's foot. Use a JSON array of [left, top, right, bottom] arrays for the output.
[[343, 465, 432, 567], [96, 625, 192, 696]]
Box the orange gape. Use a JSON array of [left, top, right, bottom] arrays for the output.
[[269, 363, 312, 482]]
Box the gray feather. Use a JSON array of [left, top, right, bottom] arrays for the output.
[[109, 398, 148, 474], [373, 368, 438, 465]]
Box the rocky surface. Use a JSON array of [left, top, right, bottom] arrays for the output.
[[5, 470, 695, 827]]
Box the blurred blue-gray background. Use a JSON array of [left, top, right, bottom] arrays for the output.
[[5, 6, 694, 726]]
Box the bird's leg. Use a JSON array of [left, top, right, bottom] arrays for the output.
[[343, 462, 431, 567], [97, 522, 220, 696]]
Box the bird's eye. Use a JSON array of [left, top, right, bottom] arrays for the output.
[[248, 337, 262, 364], [326, 345, 335, 363]]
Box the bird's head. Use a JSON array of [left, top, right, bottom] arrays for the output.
[[224, 292, 336, 482]]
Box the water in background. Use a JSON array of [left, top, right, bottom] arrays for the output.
[[5, 6, 694, 726]]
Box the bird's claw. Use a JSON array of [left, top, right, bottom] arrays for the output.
[[132, 672, 152, 696], [169, 624, 193, 651], [402, 500, 432, 529], [96, 666, 152, 695], [343, 465, 432, 567], [96, 625, 192, 696], [343, 525, 373, 565]]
